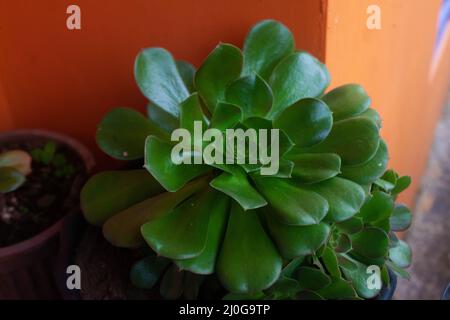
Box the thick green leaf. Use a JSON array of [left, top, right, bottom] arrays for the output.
[[316, 276, 358, 299], [382, 169, 398, 184], [209, 102, 242, 131], [81, 170, 165, 226], [175, 193, 229, 274], [180, 93, 208, 133], [102, 177, 207, 248], [359, 108, 382, 129], [374, 217, 392, 235], [337, 253, 358, 272], [281, 256, 306, 278], [386, 260, 411, 280], [374, 178, 395, 192], [348, 251, 385, 267], [97, 108, 168, 160], [266, 212, 330, 259], [240, 117, 294, 160], [268, 51, 330, 119], [288, 153, 341, 183], [358, 191, 394, 223], [322, 84, 371, 121], [296, 291, 325, 300], [374, 170, 397, 192], [294, 267, 331, 291], [350, 227, 389, 259], [392, 176, 412, 195], [179, 93, 208, 152], [147, 103, 179, 134], [144, 135, 210, 192], [225, 74, 272, 119], [335, 234, 352, 253], [242, 116, 294, 155], [389, 231, 400, 245], [266, 276, 301, 299], [0, 167, 25, 193], [135, 48, 189, 117], [269, 158, 294, 178], [254, 177, 328, 225], [390, 204, 412, 231], [340, 140, 388, 185], [322, 246, 341, 277], [303, 177, 365, 223], [223, 292, 265, 300], [339, 254, 381, 299], [217, 202, 282, 293], [141, 187, 218, 260], [208, 162, 243, 176], [301, 116, 380, 166], [336, 217, 364, 234], [360, 184, 372, 197], [242, 19, 294, 80], [380, 264, 390, 288], [389, 240, 412, 268], [130, 256, 170, 289], [0, 150, 32, 175], [315, 245, 327, 258], [195, 44, 243, 112], [176, 60, 196, 93], [160, 264, 185, 300], [242, 116, 272, 130], [274, 98, 332, 147], [210, 171, 267, 210]]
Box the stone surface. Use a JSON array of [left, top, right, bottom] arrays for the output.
[[75, 226, 157, 300]]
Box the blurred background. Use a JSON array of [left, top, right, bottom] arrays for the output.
[[0, 0, 449, 299]]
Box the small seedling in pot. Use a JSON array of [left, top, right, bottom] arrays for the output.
[[31, 142, 76, 178]]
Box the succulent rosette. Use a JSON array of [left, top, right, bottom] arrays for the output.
[[81, 20, 412, 299]]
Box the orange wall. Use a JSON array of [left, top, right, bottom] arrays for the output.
[[326, 0, 450, 206], [0, 84, 13, 131], [1, 0, 448, 206], [0, 0, 326, 165]]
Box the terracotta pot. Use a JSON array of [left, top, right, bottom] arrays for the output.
[[0, 130, 94, 299]]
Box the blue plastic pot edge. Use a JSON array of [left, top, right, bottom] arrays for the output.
[[376, 268, 397, 300], [442, 283, 450, 300]]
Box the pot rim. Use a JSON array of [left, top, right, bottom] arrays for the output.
[[0, 129, 94, 259]]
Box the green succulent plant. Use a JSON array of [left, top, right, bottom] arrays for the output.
[[0, 150, 32, 193], [81, 20, 412, 299], [31, 142, 76, 178], [248, 169, 413, 300]]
